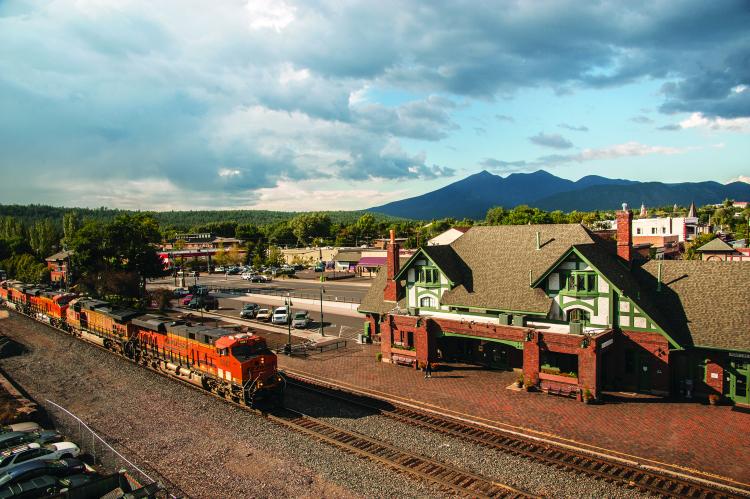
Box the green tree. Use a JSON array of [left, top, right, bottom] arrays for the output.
[[28, 219, 59, 258], [289, 213, 332, 245], [353, 213, 377, 244], [1, 254, 50, 283], [485, 206, 507, 225], [62, 211, 80, 250], [265, 246, 284, 266]]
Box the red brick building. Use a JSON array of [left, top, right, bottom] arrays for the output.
[[360, 211, 750, 404], [45, 250, 73, 285]]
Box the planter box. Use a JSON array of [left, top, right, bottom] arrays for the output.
[[390, 346, 416, 356], [539, 372, 579, 385]]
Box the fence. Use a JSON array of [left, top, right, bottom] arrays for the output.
[[44, 399, 182, 498], [206, 284, 362, 304]]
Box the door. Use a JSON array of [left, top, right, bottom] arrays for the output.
[[637, 353, 651, 392], [729, 361, 749, 404]]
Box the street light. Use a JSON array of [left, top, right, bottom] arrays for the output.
[[284, 292, 293, 355], [319, 284, 325, 337]]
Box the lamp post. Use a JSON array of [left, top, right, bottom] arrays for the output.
[[284, 292, 293, 355], [319, 284, 325, 337]]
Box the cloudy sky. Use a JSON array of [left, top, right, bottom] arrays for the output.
[[1, 0, 748, 211]]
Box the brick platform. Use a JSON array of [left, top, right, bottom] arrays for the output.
[[278, 343, 750, 485]]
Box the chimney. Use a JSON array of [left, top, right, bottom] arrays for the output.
[[384, 229, 401, 301], [617, 203, 633, 264]]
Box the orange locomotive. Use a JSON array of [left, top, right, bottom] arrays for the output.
[[27, 290, 76, 328], [132, 315, 283, 404]]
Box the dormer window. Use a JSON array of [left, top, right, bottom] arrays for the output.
[[565, 271, 597, 294], [416, 267, 439, 285]]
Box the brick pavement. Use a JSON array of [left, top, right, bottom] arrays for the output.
[[278, 343, 750, 485]]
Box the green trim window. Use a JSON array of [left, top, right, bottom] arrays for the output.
[[564, 271, 597, 294], [419, 296, 437, 308], [416, 266, 440, 285]]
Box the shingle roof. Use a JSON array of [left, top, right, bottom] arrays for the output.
[[334, 250, 363, 262], [45, 250, 73, 262], [696, 238, 735, 252], [638, 260, 750, 351], [357, 258, 408, 315], [420, 245, 466, 285], [441, 224, 597, 313]]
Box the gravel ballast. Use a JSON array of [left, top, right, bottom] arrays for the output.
[[286, 385, 650, 499], [0, 313, 452, 499]]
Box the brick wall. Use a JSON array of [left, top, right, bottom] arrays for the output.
[[703, 351, 725, 394], [616, 209, 633, 263]]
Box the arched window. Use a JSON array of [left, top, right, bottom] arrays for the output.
[[567, 308, 590, 323], [419, 296, 436, 308]]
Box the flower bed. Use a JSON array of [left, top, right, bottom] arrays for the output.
[[539, 371, 579, 385]]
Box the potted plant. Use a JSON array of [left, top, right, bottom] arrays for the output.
[[516, 374, 524, 389], [375, 352, 382, 362], [708, 393, 720, 406], [524, 380, 535, 392], [582, 388, 593, 404]]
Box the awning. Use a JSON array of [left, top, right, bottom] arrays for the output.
[[357, 256, 386, 266]]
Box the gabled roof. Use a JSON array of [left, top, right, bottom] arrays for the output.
[[45, 250, 73, 262], [358, 257, 409, 315], [394, 245, 465, 285], [696, 238, 734, 252], [334, 250, 362, 261], [638, 260, 750, 351], [441, 224, 597, 313]]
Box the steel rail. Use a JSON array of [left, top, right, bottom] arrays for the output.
[[3, 308, 535, 499], [285, 376, 750, 499]]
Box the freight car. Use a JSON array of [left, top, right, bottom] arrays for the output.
[[0, 281, 284, 406]]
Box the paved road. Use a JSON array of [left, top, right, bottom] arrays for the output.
[[214, 295, 365, 337], [150, 274, 373, 302]]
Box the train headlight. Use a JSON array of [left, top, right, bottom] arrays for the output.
[[258, 381, 264, 388]]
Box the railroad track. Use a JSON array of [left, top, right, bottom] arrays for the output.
[[284, 375, 750, 499], [3, 308, 535, 499], [269, 407, 535, 499]]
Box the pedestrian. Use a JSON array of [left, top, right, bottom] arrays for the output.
[[424, 361, 432, 379]]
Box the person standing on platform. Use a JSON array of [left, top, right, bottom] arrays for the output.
[[424, 361, 432, 379]]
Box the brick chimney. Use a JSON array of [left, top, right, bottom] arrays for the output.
[[384, 229, 401, 301], [616, 203, 633, 263]]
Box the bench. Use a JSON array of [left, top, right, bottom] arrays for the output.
[[542, 381, 579, 398]]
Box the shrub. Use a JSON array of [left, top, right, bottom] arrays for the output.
[[375, 352, 382, 362]]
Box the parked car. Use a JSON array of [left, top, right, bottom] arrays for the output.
[[272, 307, 289, 325], [240, 273, 254, 280], [250, 274, 270, 283], [226, 267, 241, 275], [0, 442, 80, 474], [181, 294, 193, 306], [255, 308, 272, 322], [292, 311, 311, 329], [313, 263, 325, 272], [187, 295, 218, 311], [173, 288, 189, 298], [0, 424, 40, 436], [239, 303, 259, 319], [0, 432, 62, 453], [0, 457, 85, 489]]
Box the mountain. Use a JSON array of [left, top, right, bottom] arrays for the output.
[[368, 170, 750, 219]]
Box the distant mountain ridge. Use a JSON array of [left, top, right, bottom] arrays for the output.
[[368, 170, 750, 219]]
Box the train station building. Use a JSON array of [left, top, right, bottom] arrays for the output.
[[359, 208, 750, 404]]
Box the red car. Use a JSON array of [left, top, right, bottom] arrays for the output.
[[181, 294, 193, 306]]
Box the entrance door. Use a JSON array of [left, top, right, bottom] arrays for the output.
[[729, 361, 749, 404], [637, 353, 650, 392]]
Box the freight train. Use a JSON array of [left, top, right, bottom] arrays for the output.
[[0, 280, 284, 406]]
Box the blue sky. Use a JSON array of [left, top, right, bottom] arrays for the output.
[[0, 0, 748, 211]]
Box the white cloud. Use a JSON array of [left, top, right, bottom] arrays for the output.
[[245, 0, 296, 32], [575, 141, 690, 161], [218, 168, 241, 177], [679, 113, 750, 132]]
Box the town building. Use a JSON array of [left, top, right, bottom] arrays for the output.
[[161, 233, 245, 251], [428, 227, 470, 246], [359, 208, 750, 404], [280, 247, 338, 265], [45, 250, 73, 285], [696, 238, 750, 261]]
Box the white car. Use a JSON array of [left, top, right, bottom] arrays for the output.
[[272, 307, 289, 325], [255, 308, 272, 321], [240, 273, 254, 280], [0, 423, 40, 435], [292, 311, 311, 329], [0, 442, 80, 473]]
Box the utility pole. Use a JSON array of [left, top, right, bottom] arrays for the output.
[[284, 293, 293, 355], [319, 282, 325, 337]]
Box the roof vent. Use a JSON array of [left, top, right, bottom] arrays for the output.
[[535, 231, 540, 250]]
